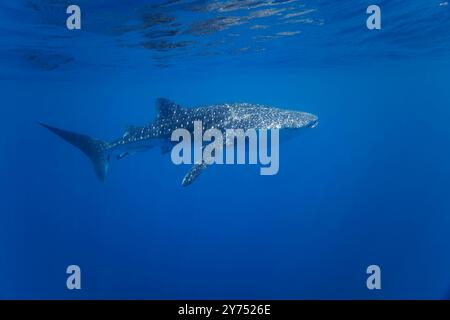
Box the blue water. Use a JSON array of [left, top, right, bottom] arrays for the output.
[[1, 0, 450, 299]]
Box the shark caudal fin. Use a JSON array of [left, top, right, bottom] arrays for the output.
[[39, 122, 110, 181]]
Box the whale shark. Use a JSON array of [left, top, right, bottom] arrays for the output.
[[39, 98, 318, 186]]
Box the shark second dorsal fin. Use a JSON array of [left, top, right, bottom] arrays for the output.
[[122, 125, 136, 138], [156, 98, 183, 119]]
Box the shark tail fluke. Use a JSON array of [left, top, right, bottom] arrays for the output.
[[38, 122, 110, 181]]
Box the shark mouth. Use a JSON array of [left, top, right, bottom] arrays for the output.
[[309, 119, 319, 129]]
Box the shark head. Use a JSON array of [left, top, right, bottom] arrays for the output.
[[255, 107, 319, 131], [256, 108, 318, 142]]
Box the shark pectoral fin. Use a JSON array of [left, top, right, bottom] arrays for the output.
[[181, 162, 209, 187]]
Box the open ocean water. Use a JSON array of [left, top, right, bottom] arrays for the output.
[[1, 0, 450, 299]]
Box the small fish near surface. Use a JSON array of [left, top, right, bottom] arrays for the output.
[[39, 98, 318, 186]]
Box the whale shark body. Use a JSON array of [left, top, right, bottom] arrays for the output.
[[40, 98, 318, 186]]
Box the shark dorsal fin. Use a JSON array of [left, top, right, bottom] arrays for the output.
[[156, 98, 183, 119], [122, 125, 136, 138]]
